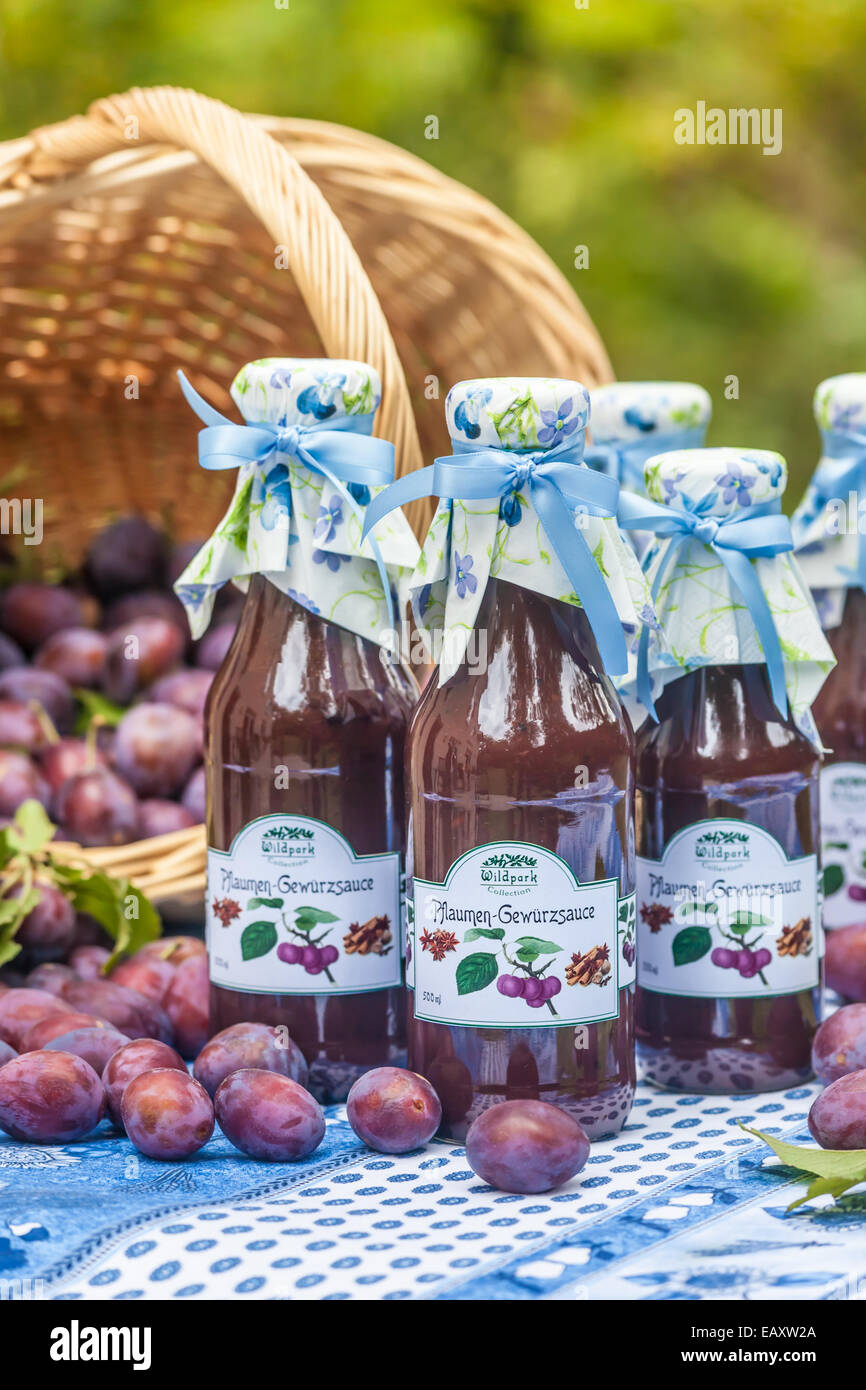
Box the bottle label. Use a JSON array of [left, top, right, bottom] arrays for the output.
[[636, 819, 820, 998], [820, 762, 866, 929], [411, 841, 634, 1029], [207, 815, 402, 995]]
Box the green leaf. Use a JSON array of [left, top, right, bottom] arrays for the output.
[[455, 951, 499, 995], [7, 799, 55, 856], [516, 946, 539, 963], [672, 925, 712, 966], [740, 1124, 866, 1211], [463, 926, 505, 942], [823, 864, 845, 897], [295, 907, 339, 925], [514, 936, 562, 955], [247, 896, 284, 909], [680, 899, 718, 916], [57, 868, 161, 968], [240, 920, 278, 961], [0, 884, 42, 966], [73, 687, 125, 733], [730, 911, 771, 928]]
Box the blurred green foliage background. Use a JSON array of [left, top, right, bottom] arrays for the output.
[[1, 0, 865, 499]]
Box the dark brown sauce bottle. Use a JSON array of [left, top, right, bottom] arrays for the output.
[[636, 664, 821, 1093], [205, 574, 417, 1102], [812, 587, 866, 927], [407, 578, 636, 1142]]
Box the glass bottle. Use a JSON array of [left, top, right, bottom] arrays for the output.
[[175, 358, 418, 1102], [793, 374, 866, 930], [632, 447, 830, 1093], [587, 381, 712, 492], [398, 377, 648, 1141]]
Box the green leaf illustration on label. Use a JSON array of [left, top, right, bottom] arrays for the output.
[[240, 919, 278, 961], [463, 926, 506, 942], [672, 925, 712, 966], [729, 911, 771, 931], [294, 906, 340, 934], [514, 936, 562, 955], [455, 951, 499, 996], [821, 864, 844, 898], [247, 896, 284, 910]]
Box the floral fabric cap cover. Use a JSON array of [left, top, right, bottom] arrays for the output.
[[791, 373, 866, 630], [410, 377, 655, 684], [588, 381, 712, 489], [174, 358, 419, 643], [631, 447, 835, 733]]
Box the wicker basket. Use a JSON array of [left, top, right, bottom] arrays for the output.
[[0, 85, 613, 914]]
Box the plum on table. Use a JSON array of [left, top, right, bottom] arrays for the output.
[[346, 1067, 441, 1153], [193, 1022, 308, 1098], [61, 978, 172, 1044], [812, 1004, 866, 1086], [45, 1025, 130, 1076], [163, 954, 209, 1058], [121, 1068, 214, 1160], [103, 1037, 186, 1127], [0, 988, 74, 1049], [214, 1070, 325, 1161], [826, 924, 866, 1002], [809, 1070, 866, 1149], [0, 1049, 104, 1142], [465, 1099, 591, 1194]]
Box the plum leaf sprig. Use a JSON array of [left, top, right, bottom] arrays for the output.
[[0, 797, 161, 968], [741, 1123, 866, 1211]]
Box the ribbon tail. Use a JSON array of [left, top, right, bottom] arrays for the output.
[[636, 536, 686, 722], [531, 477, 628, 676], [177, 371, 235, 429], [361, 466, 438, 541], [636, 621, 656, 720], [719, 548, 789, 719]]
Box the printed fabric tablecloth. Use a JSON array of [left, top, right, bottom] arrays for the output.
[[3, 1071, 865, 1302]]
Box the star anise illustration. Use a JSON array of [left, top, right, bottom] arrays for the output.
[[212, 897, 242, 927], [420, 928, 459, 961], [640, 901, 674, 933]]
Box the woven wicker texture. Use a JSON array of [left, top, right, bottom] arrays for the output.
[[0, 86, 612, 907], [0, 86, 611, 555]]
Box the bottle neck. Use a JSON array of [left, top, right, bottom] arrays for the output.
[[458, 577, 607, 681]]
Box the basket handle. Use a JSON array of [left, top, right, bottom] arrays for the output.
[[7, 85, 427, 526]]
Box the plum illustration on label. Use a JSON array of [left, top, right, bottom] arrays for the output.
[[637, 820, 820, 998], [411, 841, 634, 1028], [207, 815, 401, 995], [820, 763, 866, 929]]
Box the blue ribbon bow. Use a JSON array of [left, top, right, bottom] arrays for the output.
[[362, 433, 629, 676], [808, 427, 866, 589], [585, 430, 703, 486], [177, 372, 398, 639], [618, 491, 795, 720]]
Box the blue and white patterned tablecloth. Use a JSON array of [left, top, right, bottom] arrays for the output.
[[2, 1077, 865, 1302]]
